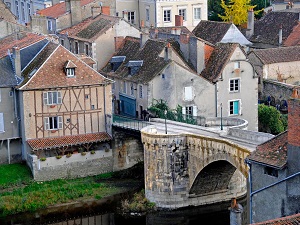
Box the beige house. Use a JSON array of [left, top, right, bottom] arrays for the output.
[[116, 0, 207, 30], [17, 41, 114, 180], [58, 14, 141, 70]]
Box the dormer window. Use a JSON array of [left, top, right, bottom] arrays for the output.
[[64, 60, 77, 77], [127, 60, 143, 75], [110, 56, 126, 72]]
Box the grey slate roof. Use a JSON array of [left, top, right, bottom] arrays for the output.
[[192, 20, 232, 45], [250, 10, 300, 46], [0, 56, 18, 87], [101, 37, 171, 84]]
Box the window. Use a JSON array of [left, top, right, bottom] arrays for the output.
[[47, 20, 52, 31], [74, 42, 79, 54], [264, 166, 278, 177], [0, 113, 4, 132], [61, 39, 64, 46], [43, 91, 62, 105], [194, 8, 201, 20], [229, 100, 240, 115], [15, 1, 19, 18], [27, 3, 31, 16], [234, 61, 240, 69], [179, 9, 186, 21], [91, 105, 95, 110], [182, 105, 197, 118], [21, 2, 25, 21], [146, 8, 150, 21], [85, 44, 89, 56], [44, 116, 63, 130], [67, 68, 75, 77], [164, 9, 171, 22], [184, 86, 194, 101], [9, 91, 13, 97], [128, 11, 135, 24], [162, 74, 165, 79], [139, 85, 143, 98], [229, 79, 240, 92]]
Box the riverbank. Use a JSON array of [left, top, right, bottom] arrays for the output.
[[0, 162, 144, 223]]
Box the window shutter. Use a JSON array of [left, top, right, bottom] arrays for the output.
[[192, 106, 197, 117], [0, 113, 4, 132], [57, 92, 62, 104], [44, 117, 49, 130], [233, 101, 239, 115], [58, 116, 63, 129], [182, 107, 186, 115], [184, 87, 193, 101], [43, 92, 48, 105]]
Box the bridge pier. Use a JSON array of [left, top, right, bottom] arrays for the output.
[[142, 126, 249, 209]]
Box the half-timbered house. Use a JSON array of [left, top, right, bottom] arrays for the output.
[[17, 41, 114, 180]]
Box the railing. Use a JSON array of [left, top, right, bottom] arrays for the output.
[[112, 114, 151, 131]]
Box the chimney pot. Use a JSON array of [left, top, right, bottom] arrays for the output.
[[175, 15, 183, 26], [291, 88, 299, 98]]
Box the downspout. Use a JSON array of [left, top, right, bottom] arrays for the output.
[[138, 0, 140, 28], [7, 139, 10, 164], [245, 159, 300, 224], [103, 84, 107, 133], [215, 83, 218, 117], [155, 0, 157, 27]]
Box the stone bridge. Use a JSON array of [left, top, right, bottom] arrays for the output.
[[141, 126, 255, 209]]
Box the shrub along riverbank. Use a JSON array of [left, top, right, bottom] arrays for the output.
[[0, 162, 144, 217]]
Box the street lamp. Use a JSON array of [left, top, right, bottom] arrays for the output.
[[220, 103, 223, 131], [164, 109, 167, 134]]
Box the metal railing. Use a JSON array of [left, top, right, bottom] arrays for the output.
[[112, 114, 151, 131]]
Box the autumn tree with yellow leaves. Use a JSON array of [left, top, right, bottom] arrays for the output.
[[218, 0, 262, 26]]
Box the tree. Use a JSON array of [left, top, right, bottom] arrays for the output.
[[219, 0, 262, 26], [208, 0, 230, 21], [258, 104, 288, 135]]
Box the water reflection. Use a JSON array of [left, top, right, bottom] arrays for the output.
[[4, 197, 247, 225]]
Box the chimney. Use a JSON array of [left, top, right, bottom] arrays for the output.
[[102, 6, 110, 15], [140, 20, 144, 28], [65, 0, 71, 12], [164, 42, 171, 61], [140, 33, 149, 48], [246, 9, 254, 38], [13, 47, 21, 76], [70, 0, 82, 26], [122, 11, 128, 21], [287, 88, 300, 177], [91, 6, 101, 18], [180, 33, 190, 44], [175, 15, 183, 26], [279, 25, 283, 46]]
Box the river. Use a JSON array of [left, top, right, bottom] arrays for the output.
[[2, 196, 247, 225]]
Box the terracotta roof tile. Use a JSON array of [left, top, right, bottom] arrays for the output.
[[247, 131, 288, 169], [27, 132, 111, 150], [37, 0, 94, 18], [251, 46, 300, 64], [251, 212, 300, 225], [0, 32, 46, 59], [200, 43, 239, 82], [19, 42, 111, 90], [59, 14, 119, 41], [192, 20, 232, 45], [250, 10, 300, 46]]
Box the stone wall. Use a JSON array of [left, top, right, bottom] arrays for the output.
[[28, 150, 113, 181], [262, 80, 294, 105], [0, 139, 22, 164], [228, 128, 274, 144]]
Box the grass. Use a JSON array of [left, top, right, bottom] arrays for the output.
[[0, 163, 142, 217]]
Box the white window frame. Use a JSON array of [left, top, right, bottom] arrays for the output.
[[47, 20, 52, 31], [179, 8, 187, 21], [44, 116, 63, 130], [67, 68, 75, 77], [234, 61, 240, 69], [163, 9, 171, 22], [139, 85, 143, 99], [85, 43, 89, 56], [43, 91, 62, 105], [182, 105, 197, 118], [193, 7, 201, 20], [74, 42, 79, 54], [229, 99, 241, 116], [229, 78, 240, 92], [123, 81, 127, 94], [0, 113, 4, 132], [130, 83, 134, 96], [127, 11, 135, 24]]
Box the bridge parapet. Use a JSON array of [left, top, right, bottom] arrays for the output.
[[141, 126, 251, 209], [205, 117, 248, 129], [227, 128, 275, 144]]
